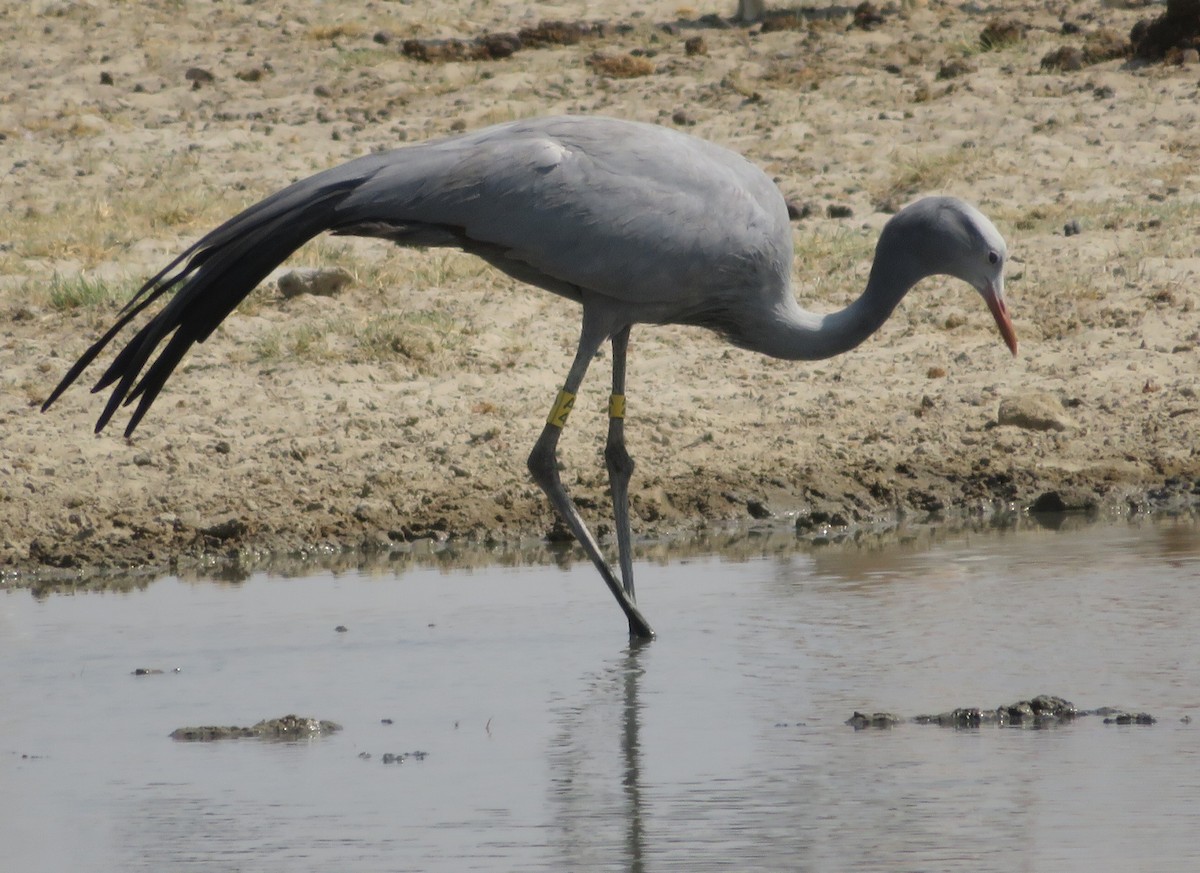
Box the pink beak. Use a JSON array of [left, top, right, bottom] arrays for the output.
[[985, 280, 1018, 355]]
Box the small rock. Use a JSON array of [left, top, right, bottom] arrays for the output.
[[185, 66, 215, 86], [997, 393, 1071, 432], [937, 58, 974, 80], [335, 625, 348, 633], [1103, 712, 1156, 725], [746, 498, 771, 519], [202, 517, 248, 542], [786, 199, 816, 220], [847, 711, 900, 729], [795, 508, 850, 531], [480, 32, 521, 60], [1028, 490, 1097, 513], [277, 267, 353, 299], [1041, 46, 1084, 71], [851, 1, 884, 31]]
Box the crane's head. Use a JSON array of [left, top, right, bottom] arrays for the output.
[[890, 197, 1018, 356]]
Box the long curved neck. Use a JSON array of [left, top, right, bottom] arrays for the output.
[[750, 244, 927, 362]]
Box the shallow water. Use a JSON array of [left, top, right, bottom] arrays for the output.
[[3, 518, 1200, 872]]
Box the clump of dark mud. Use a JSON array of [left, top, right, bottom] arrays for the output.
[[402, 20, 608, 63], [170, 714, 342, 741], [1040, 28, 1130, 71], [756, 2, 885, 34]]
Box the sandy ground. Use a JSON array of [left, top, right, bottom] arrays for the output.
[[2, 0, 1199, 578]]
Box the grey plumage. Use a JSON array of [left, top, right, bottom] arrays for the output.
[[43, 115, 1017, 638]]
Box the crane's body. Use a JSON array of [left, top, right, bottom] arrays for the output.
[[43, 115, 1017, 639]]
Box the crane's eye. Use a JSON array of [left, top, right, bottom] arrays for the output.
[[988, 250, 1000, 265]]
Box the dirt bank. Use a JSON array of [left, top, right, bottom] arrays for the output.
[[2, 0, 1198, 578]]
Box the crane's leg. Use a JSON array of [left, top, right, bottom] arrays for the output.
[[528, 317, 655, 639], [605, 327, 636, 603]]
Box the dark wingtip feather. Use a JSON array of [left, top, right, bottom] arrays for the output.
[[40, 267, 191, 416], [41, 322, 132, 413], [45, 171, 365, 435], [94, 378, 131, 434]]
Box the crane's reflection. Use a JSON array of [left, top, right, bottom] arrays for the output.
[[547, 639, 650, 872]]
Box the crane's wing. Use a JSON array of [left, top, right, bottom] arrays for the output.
[[43, 116, 790, 435], [336, 116, 790, 302]]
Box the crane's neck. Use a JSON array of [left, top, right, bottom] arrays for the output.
[[749, 246, 928, 362]]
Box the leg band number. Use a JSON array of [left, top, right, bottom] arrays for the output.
[[547, 389, 576, 428]]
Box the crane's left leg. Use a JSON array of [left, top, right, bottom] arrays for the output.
[[604, 327, 636, 603], [528, 316, 654, 639]]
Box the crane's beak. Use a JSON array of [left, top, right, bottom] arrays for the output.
[[985, 279, 1018, 356]]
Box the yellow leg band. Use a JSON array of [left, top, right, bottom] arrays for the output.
[[608, 393, 626, 419], [547, 389, 576, 428]]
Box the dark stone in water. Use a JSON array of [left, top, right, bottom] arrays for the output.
[[999, 695, 1078, 725], [376, 750, 429, 764], [170, 714, 342, 741], [915, 697, 1078, 728], [846, 711, 901, 729], [1102, 712, 1156, 725], [858, 695, 1156, 730]]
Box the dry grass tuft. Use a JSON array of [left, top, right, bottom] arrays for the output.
[[978, 18, 1026, 51], [872, 147, 992, 213], [587, 52, 655, 78], [308, 22, 367, 41]]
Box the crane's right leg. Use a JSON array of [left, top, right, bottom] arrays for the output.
[[604, 327, 636, 603], [527, 316, 654, 639]]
